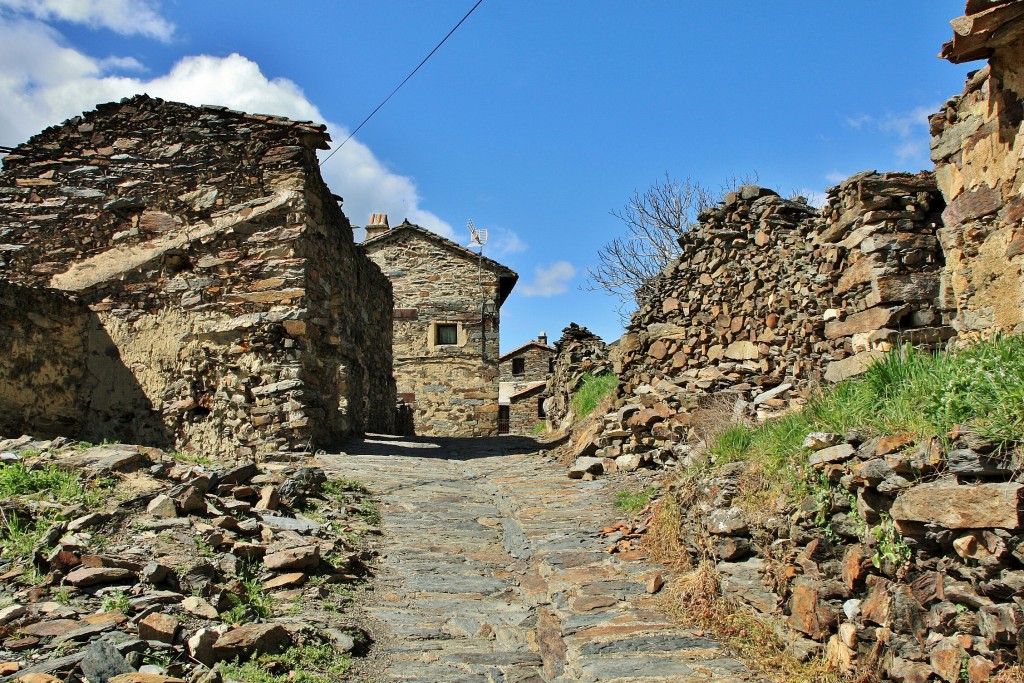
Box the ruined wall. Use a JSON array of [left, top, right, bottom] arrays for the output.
[[932, 30, 1024, 337], [818, 172, 951, 382], [581, 179, 948, 476], [543, 323, 611, 430], [0, 95, 395, 456], [365, 227, 505, 437]]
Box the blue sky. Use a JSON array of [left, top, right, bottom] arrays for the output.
[[0, 1, 972, 350]]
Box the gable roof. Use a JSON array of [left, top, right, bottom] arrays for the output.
[[499, 340, 556, 362], [362, 219, 519, 305]]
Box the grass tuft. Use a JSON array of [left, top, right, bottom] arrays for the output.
[[614, 486, 659, 515], [571, 372, 618, 420], [221, 643, 352, 683]]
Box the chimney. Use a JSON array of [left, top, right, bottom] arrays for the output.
[[365, 213, 389, 240], [538, 330, 548, 345]]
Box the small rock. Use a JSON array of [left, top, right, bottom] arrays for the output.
[[67, 513, 112, 532], [65, 566, 136, 587], [254, 486, 280, 511], [181, 596, 218, 619], [187, 626, 226, 667], [213, 623, 292, 661], [262, 573, 306, 590], [646, 573, 665, 594], [146, 495, 178, 518], [802, 432, 843, 451], [264, 545, 319, 571], [80, 639, 133, 683], [0, 604, 27, 626], [138, 612, 179, 644]]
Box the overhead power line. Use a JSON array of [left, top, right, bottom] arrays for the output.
[[320, 0, 485, 167]]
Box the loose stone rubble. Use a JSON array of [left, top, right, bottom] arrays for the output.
[[0, 436, 377, 683], [663, 428, 1024, 682]]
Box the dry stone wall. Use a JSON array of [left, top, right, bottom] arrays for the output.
[[580, 176, 949, 478], [0, 95, 395, 457], [543, 323, 611, 430], [932, 5, 1024, 338]]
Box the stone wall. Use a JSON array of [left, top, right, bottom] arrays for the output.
[[508, 385, 546, 436], [578, 177, 948, 477], [818, 171, 951, 382], [364, 223, 517, 437], [0, 95, 395, 457], [932, 3, 1024, 338], [499, 340, 555, 385], [543, 323, 611, 430]]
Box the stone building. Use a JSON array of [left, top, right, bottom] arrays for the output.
[[0, 95, 396, 457], [362, 215, 518, 436], [497, 333, 555, 434]]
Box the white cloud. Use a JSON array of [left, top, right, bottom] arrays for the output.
[[487, 226, 528, 257], [0, 15, 454, 239], [0, 0, 174, 41], [825, 171, 850, 185], [520, 261, 576, 297], [842, 104, 939, 169]]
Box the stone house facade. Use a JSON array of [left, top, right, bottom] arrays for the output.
[[362, 217, 517, 436], [498, 334, 555, 435], [0, 95, 396, 457]]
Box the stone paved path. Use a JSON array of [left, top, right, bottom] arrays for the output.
[[319, 436, 760, 683]]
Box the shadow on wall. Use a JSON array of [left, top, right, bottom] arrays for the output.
[[0, 281, 170, 446]]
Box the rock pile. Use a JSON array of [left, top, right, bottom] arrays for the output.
[[0, 436, 376, 683], [668, 430, 1024, 681], [542, 323, 611, 430]]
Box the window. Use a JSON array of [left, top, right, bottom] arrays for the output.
[[538, 397, 546, 418], [512, 357, 525, 375], [548, 357, 555, 373], [436, 323, 458, 345]]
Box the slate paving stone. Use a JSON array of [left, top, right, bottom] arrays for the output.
[[321, 436, 762, 682]]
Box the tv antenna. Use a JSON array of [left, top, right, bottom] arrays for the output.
[[467, 218, 488, 251]]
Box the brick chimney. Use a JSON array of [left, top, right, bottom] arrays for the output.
[[365, 213, 389, 240], [538, 330, 548, 345]]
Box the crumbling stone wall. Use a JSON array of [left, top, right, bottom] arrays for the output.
[[364, 222, 517, 437], [581, 179, 948, 476], [543, 323, 611, 430], [0, 95, 395, 457], [932, 2, 1024, 337], [818, 172, 951, 382]]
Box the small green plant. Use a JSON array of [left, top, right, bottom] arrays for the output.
[[223, 562, 273, 622], [171, 451, 212, 466], [52, 587, 72, 605], [614, 487, 658, 515], [100, 591, 131, 613], [571, 372, 618, 420], [709, 424, 754, 463], [870, 513, 911, 571], [532, 421, 546, 436], [0, 509, 43, 563], [221, 643, 352, 683]]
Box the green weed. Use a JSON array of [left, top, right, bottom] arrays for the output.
[[614, 487, 659, 515], [571, 372, 618, 420], [221, 643, 352, 683], [871, 513, 911, 571]]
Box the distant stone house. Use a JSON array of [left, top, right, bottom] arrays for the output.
[[497, 334, 555, 435], [362, 215, 518, 437], [0, 95, 397, 457]]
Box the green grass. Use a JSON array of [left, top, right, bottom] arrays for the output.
[[100, 591, 131, 613], [532, 421, 546, 436], [0, 462, 115, 566], [221, 643, 352, 683], [571, 372, 618, 420], [706, 336, 1024, 503], [223, 562, 274, 622], [614, 487, 659, 515]]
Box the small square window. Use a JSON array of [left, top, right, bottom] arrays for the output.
[[436, 324, 458, 345], [512, 358, 525, 375]]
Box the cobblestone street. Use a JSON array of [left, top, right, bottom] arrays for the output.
[[320, 437, 758, 682]]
